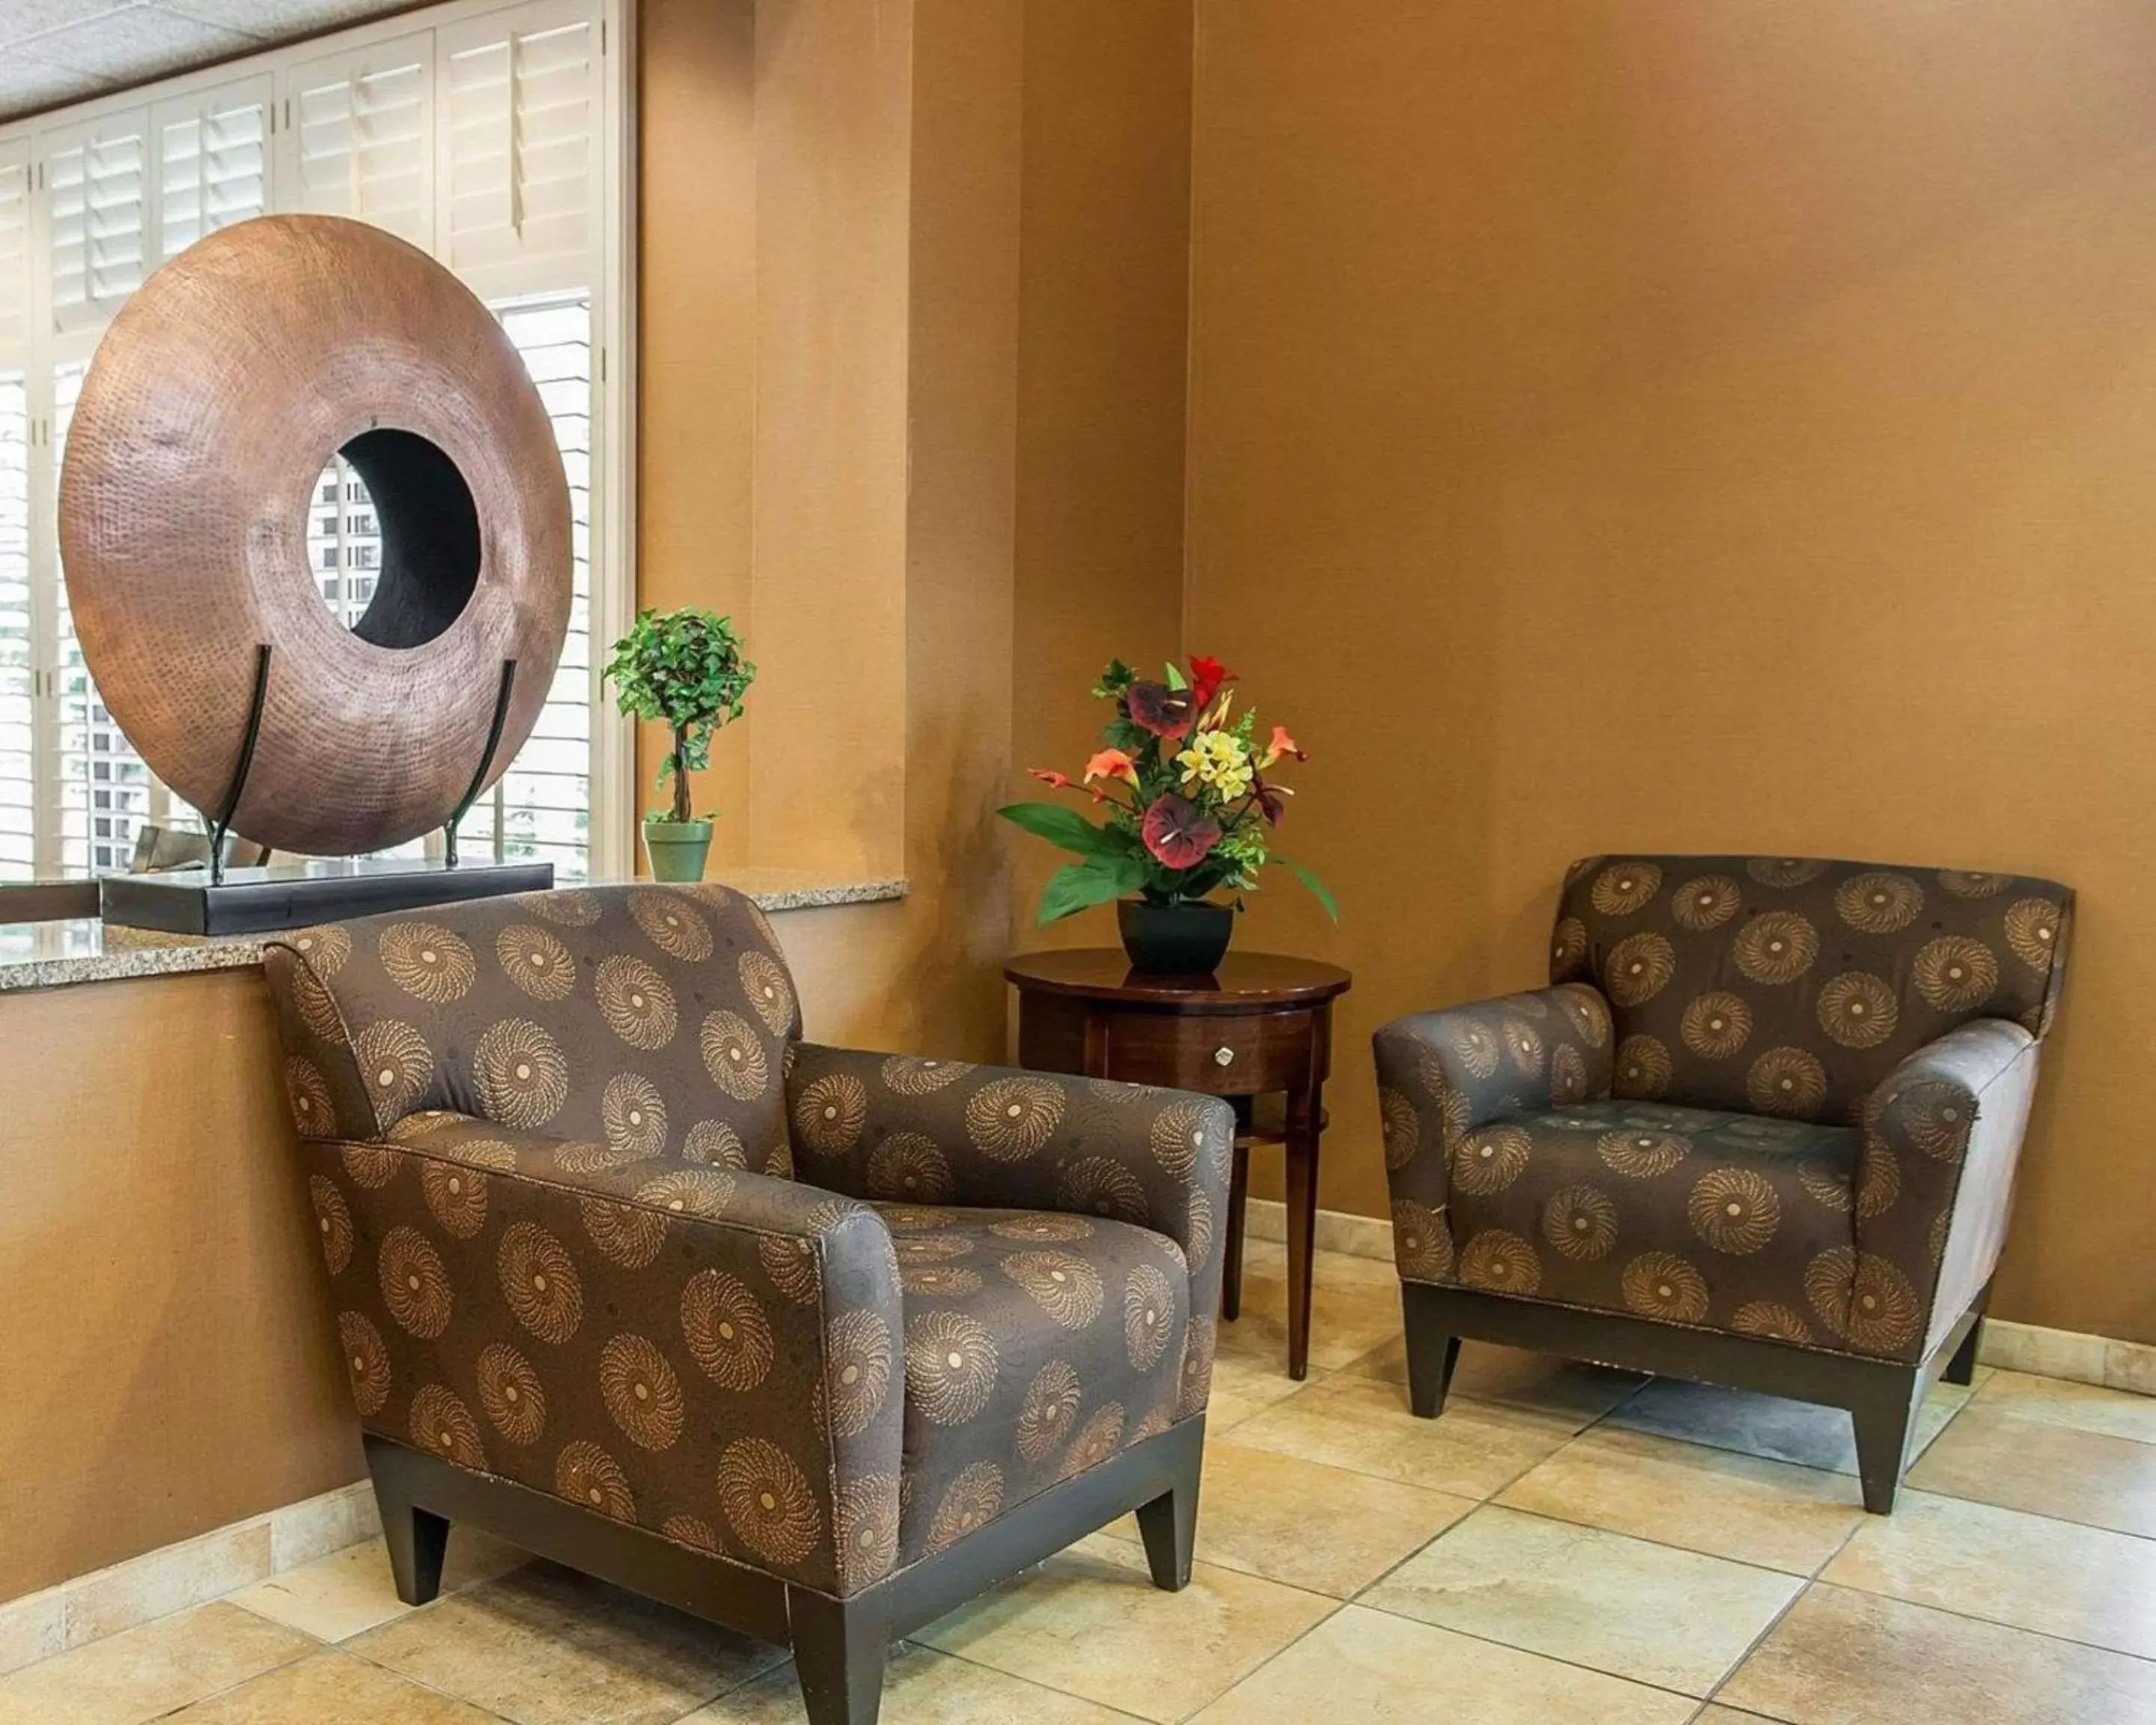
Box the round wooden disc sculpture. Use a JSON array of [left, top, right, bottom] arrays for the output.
[[58, 215, 570, 856]]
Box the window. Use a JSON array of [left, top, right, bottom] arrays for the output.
[[0, 0, 627, 882]]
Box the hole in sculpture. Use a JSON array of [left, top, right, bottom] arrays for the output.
[[308, 429, 480, 649]]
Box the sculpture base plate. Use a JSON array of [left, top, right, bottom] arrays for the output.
[[100, 857, 555, 936]]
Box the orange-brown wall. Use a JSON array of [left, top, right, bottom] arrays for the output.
[[0, 972, 357, 1601], [1182, 1, 2156, 1343], [635, 0, 755, 854], [638, 0, 1018, 1056], [1008, 0, 1193, 946]]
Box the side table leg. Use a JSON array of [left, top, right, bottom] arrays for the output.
[[1285, 1081, 1322, 1380], [1222, 1138, 1249, 1322]]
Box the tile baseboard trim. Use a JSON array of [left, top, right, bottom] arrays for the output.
[[1240, 1196, 1395, 1262], [0, 1476, 377, 1677], [1977, 1318, 2156, 1396], [1237, 1199, 2156, 1397]]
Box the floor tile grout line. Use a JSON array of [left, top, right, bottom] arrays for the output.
[[1809, 1566, 2156, 1666], [1412, 1496, 1839, 1585], [1342, 1587, 1735, 1707], [1166, 1596, 1351, 1725], [131, 1640, 324, 1725], [929, 1643, 1160, 1724]]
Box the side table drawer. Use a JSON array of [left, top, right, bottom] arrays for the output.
[[1102, 1008, 1314, 1095]]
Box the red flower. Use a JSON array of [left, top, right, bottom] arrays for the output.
[[1029, 767, 1074, 789], [1140, 794, 1221, 869], [1126, 681, 1196, 740], [1187, 655, 1236, 711]]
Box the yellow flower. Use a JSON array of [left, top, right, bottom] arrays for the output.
[[1175, 730, 1254, 800]]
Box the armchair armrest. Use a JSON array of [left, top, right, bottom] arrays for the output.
[[1848, 1018, 2040, 1363], [304, 1110, 904, 1596], [785, 1044, 1234, 1415], [1372, 983, 1614, 1282]]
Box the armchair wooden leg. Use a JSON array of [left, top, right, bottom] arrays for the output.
[[366, 1439, 449, 1606], [1851, 1369, 1925, 1515], [1401, 1283, 1463, 1419], [1134, 1435, 1202, 1592], [788, 1588, 889, 1725], [1941, 1283, 1991, 1388]]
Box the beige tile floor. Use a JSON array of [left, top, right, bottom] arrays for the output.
[[8, 1239, 2156, 1724]]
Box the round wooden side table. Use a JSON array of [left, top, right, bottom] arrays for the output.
[[1004, 949, 1353, 1380]]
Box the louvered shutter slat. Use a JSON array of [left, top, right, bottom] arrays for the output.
[[0, 145, 31, 358], [0, 374, 30, 878], [46, 117, 148, 335], [290, 42, 432, 244], [439, 8, 594, 285], [157, 81, 269, 260]]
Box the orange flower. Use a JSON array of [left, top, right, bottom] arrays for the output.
[[1029, 767, 1074, 789], [1084, 749, 1138, 786], [1259, 725, 1306, 768]]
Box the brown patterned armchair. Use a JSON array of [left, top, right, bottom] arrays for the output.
[[264, 883, 1231, 1725], [1376, 855, 2071, 1512]]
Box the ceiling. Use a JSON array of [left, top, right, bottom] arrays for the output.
[[0, 1, 417, 121]]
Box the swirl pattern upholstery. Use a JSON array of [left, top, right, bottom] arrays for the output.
[[1376, 855, 2070, 1512], [264, 883, 1232, 1638]]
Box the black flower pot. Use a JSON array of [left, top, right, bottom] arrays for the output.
[[1118, 898, 1234, 975]]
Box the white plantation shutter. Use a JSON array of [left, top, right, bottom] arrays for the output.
[[284, 37, 433, 244], [454, 293, 591, 878], [436, 2, 597, 295], [0, 373, 30, 879], [43, 111, 149, 338], [0, 143, 32, 361], [50, 362, 153, 874], [153, 77, 271, 260], [0, 0, 616, 879]]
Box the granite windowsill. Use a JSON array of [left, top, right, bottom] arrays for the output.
[[0, 871, 909, 994]]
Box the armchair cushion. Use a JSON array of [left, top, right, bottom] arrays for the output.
[[1436, 1100, 1860, 1344], [869, 1202, 1192, 1567], [302, 1110, 905, 1596], [785, 1044, 1234, 1419]]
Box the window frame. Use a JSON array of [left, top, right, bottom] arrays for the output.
[[0, 0, 635, 883]]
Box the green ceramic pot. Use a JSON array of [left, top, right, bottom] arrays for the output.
[[642, 818, 713, 883]]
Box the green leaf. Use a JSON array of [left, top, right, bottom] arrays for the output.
[[997, 802, 1131, 860], [1038, 856, 1145, 923], [1273, 856, 1339, 921], [1164, 661, 1188, 690]]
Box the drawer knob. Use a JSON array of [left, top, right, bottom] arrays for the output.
[[1213, 1045, 1236, 1068]]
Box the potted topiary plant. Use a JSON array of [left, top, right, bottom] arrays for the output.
[[603, 606, 755, 882]]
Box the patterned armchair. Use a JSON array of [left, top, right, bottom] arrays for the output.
[[1376, 855, 2071, 1512], [264, 883, 1231, 1725]]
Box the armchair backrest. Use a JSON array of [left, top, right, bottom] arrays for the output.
[[1550, 854, 2072, 1125], [263, 883, 801, 1172]]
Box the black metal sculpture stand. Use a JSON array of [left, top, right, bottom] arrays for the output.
[[101, 651, 547, 936], [445, 660, 518, 867], [207, 644, 273, 888]]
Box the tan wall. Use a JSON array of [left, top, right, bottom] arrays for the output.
[[635, 0, 757, 855], [1183, 0, 2156, 1342], [0, 973, 358, 1602], [1008, 0, 1193, 946], [636, 0, 1017, 1059]]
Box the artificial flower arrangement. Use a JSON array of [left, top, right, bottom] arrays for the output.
[[1000, 655, 1334, 967]]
